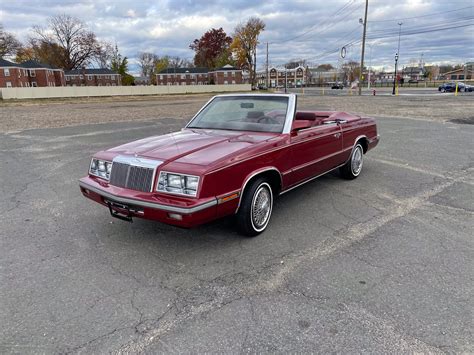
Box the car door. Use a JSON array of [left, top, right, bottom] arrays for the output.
[[287, 122, 343, 186]]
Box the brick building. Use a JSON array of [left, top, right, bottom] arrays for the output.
[[0, 58, 28, 88], [441, 67, 473, 81], [65, 68, 121, 86], [156, 65, 243, 86], [0, 58, 65, 88], [21, 60, 66, 87], [157, 67, 209, 86], [210, 65, 243, 85], [257, 66, 307, 88]]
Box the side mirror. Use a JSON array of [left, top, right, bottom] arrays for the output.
[[291, 120, 312, 134]]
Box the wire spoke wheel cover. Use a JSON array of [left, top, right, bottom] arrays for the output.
[[250, 183, 273, 232], [351, 145, 363, 176]]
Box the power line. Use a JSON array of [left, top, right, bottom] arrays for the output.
[[270, 0, 358, 44], [368, 22, 474, 40], [277, 20, 473, 65], [262, 5, 473, 67], [368, 16, 474, 34], [369, 5, 474, 23]]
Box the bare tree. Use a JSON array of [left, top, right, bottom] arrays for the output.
[[168, 56, 193, 68], [95, 41, 114, 68], [32, 14, 102, 69], [137, 52, 158, 78], [0, 24, 22, 57], [285, 59, 307, 69]]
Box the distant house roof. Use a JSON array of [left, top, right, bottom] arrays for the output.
[[64, 68, 119, 75], [441, 68, 473, 76], [159, 67, 209, 74], [213, 64, 239, 71], [0, 58, 18, 67], [403, 66, 424, 74], [20, 60, 58, 69]]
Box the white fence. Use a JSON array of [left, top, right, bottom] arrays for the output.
[[0, 84, 252, 100]]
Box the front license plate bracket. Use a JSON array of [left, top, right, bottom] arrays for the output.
[[106, 201, 133, 222]]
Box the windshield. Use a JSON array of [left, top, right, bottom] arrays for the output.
[[188, 96, 289, 133]]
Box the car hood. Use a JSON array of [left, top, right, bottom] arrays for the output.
[[107, 128, 279, 168]]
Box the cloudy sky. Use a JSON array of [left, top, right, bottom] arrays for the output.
[[1, 0, 473, 74]]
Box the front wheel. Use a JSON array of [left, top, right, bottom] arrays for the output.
[[340, 143, 364, 179], [236, 178, 273, 237]]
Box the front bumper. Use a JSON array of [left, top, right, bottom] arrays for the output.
[[79, 177, 218, 227]]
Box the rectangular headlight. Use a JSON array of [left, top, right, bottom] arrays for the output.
[[90, 158, 112, 180], [157, 172, 199, 197], [185, 176, 199, 191], [167, 174, 183, 188]]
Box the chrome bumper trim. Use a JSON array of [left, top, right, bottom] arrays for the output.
[[369, 134, 380, 144], [79, 181, 217, 214]]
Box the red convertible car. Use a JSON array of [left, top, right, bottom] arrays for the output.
[[79, 94, 379, 236]]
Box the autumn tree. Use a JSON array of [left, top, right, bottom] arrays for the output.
[[190, 28, 233, 69], [0, 24, 22, 57], [15, 46, 35, 63], [154, 56, 169, 74], [342, 61, 361, 83], [230, 17, 265, 87], [31, 14, 102, 70], [14, 39, 66, 67], [316, 63, 334, 71], [110, 44, 133, 86]]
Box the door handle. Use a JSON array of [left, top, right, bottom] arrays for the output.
[[334, 133, 341, 138]]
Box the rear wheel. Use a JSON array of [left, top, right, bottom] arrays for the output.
[[236, 178, 273, 237], [340, 143, 364, 180]]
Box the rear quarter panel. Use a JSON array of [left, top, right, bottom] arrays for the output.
[[341, 117, 378, 161]]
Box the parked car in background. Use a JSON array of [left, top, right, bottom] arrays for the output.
[[465, 84, 474, 92], [80, 94, 379, 236], [438, 82, 466, 92]]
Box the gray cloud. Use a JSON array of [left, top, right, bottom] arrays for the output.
[[1, 0, 473, 74]]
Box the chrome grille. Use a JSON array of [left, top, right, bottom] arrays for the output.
[[109, 156, 162, 192]]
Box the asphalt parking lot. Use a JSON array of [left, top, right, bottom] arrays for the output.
[[0, 97, 473, 353]]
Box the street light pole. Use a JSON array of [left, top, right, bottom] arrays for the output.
[[392, 22, 402, 95]]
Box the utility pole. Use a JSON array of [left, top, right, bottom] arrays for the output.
[[358, 0, 369, 96], [265, 42, 269, 88]]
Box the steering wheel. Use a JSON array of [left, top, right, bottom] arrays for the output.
[[257, 115, 280, 124]]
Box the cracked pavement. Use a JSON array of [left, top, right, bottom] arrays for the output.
[[0, 100, 473, 353]]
